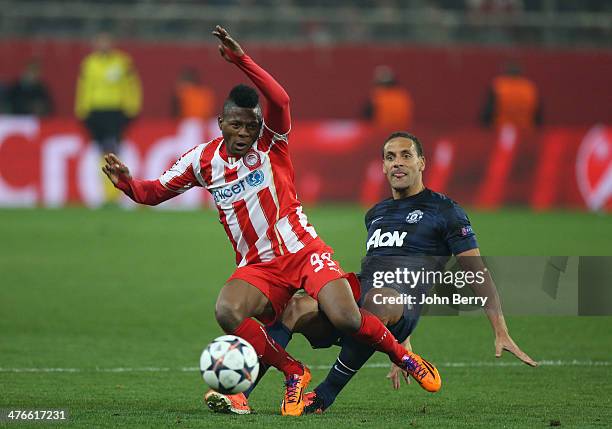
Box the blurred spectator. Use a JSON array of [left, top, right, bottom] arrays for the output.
[[303, 21, 333, 45], [7, 59, 53, 116], [481, 61, 542, 132], [75, 32, 142, 203], [172, 68, 215, 120], [364, 65, 414, 129], [0, 81, 9, 114]]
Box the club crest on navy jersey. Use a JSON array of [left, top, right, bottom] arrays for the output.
[[405, 210, 424, 224], [243, 149, 262, 170]]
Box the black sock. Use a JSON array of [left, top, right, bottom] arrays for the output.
[[314, 336, 375, 409], [315, 316, 410, 410], [243, 321, 293, 398]]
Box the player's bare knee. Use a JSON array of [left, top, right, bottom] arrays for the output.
[[283, 294, 320, 332], [214, 299, 244, 332], [326, 307, 362, 333], [280, 297, 300, 331], [281, 296, 306, 331]]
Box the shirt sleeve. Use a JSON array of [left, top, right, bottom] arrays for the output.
[[441, 204, 478, 255], [115, 178, 177, 206], [364, 205, 376, 228], [223, 48, 291, 136], [115, 145, 202, 206], [158, 146, 202, 193]]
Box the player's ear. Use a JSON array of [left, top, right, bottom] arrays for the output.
[[419, 156, 426, 172], [217, 115, 223, 130]]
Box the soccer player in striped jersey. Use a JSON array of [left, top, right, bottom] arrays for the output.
[[102, 26, 440, 416]]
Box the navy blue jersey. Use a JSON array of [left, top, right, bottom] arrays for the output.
[[309, 189, 479, 348], [358, 188, 478, 340], [364, 188, 477, 258]]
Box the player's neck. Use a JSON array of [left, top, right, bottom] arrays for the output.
[[392, 183, 425, 200]]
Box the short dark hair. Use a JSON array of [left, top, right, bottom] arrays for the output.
[[382, 132, 424, 158], [223, 84, 261, 116]]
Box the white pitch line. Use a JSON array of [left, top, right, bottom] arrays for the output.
[[0, 360, 609, 374]]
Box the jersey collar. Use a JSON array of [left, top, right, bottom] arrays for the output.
[[393, 187, 429, 202], [219, 140, 239, 165], [219, 140, 259, 166]]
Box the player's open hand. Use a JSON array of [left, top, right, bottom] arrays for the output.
[[102, 153, 131, 185], [212, 25, 244, 62], [387, 363, 410, 390], [495, 331, 538, 367], [387, 336, 413, 389]]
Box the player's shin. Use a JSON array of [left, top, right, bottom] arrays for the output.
[[351, 309, 441, 392], [243, 321, 294, 398], [351, 309, 406, 364], [232, 318, 303, 378], [232, 319, 311, 416], [313, 338, 375, 411]]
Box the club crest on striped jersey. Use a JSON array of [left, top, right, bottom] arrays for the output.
[[246, 170, 265, 187], [243, 150, 262, 170]]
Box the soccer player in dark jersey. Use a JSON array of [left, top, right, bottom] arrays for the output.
[[205, 131, 537, 414], [303, 132, 537, 412]]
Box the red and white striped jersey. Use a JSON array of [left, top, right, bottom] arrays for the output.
[[158, 124, 318, 267]]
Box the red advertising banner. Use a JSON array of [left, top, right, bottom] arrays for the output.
[[0, 117, 610, 211]]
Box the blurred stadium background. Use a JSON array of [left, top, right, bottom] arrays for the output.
[[0, 0, 610, 210], [1, 1, 611, 427]]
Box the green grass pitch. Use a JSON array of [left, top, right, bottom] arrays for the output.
[[1, 206, 610, 428]]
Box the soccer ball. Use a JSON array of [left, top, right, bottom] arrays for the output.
[[199, 335, 260, 394]]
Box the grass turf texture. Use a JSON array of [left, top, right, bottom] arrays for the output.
[[1, 206, 610, 428]]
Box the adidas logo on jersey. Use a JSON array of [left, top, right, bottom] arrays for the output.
[[366, 229, 407, 250]]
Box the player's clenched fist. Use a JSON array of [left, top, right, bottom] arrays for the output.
[[102, 153, 131, 185], [212, 25, 245, 62]]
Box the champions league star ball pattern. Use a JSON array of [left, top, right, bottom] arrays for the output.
[[200, 335, 260, 394]]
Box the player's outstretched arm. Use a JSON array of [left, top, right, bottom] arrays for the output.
[[457, 248, 538, 367], [102, 153, 177, 206], [212, 25, 290, 134]]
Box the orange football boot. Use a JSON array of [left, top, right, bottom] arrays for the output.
[[280, 366, 312, 416], [401, 351, 441, 392], [203, 389, 252, 415]]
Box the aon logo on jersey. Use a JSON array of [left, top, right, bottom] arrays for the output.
[[366, 229, 407, 250]]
